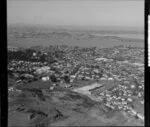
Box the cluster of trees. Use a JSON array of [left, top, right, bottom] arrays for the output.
[[8, 45, 99, 64], [8, 49, 47, 62], [46, 50, 66, 62], [50, 74, 70, 84]]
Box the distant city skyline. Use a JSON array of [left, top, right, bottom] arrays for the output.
[[7, 0, 144, 31]]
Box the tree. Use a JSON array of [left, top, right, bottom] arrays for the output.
[[40, 55, 46, 62], [26, 49, 36, 56], [50, 75, 57, 82], [63, 75, 70, 83], [98, 73, 103, 78], [46, 52, 57, 64], [103, 98, 107, 104]]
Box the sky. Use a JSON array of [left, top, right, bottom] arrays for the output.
[[7, 0, 144, 30]]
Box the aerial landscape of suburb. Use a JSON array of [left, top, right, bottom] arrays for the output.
[[7, 0, 144, 126]]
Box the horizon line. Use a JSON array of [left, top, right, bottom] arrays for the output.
[[8, 23, 144, 32]]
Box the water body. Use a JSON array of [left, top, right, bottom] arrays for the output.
[[8, 26, 144, 49]]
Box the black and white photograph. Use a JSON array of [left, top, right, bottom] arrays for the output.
[[7, 0, 144, 126]]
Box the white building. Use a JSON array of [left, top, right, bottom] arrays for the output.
[[140, 101, 144, 105], [95, 57, 108, 61], [138, 93, 142, 97], [131, 85, 135, 89], [50, 86, 54, 90], [42, 76, 49, 81], [127, 98, 132, 102], [108, 77, 114, 80], [8, 87, 14, 92], [33, 52, 37, 56]]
